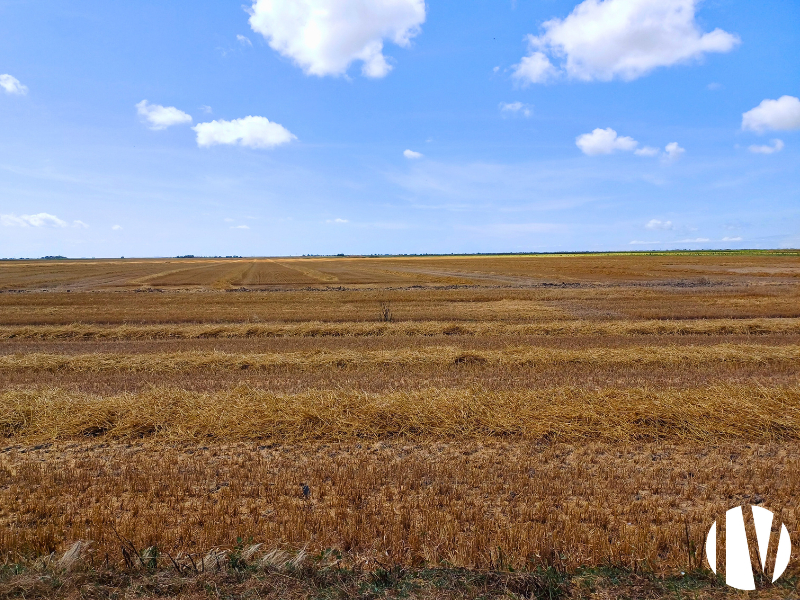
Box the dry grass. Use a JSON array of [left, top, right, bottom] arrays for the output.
[[2, 317, 800, 339], [1, 384, 798, 443], [0, 559, 579, 600]]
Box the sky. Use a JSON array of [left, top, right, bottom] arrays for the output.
[[0, 0, 798, 258]]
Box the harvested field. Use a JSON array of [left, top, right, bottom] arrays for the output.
[[1, 251, 798, 292], [1, 252, 799, 598]]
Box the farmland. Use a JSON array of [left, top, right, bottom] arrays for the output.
[[1, 251, 799, 598]]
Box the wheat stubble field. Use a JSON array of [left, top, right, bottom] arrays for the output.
[[1, 251, 800, 598]]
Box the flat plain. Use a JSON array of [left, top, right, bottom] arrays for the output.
[[1, 251, 799, 598]]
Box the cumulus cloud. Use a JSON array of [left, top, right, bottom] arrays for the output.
[[403, 149, 423, 159], [663, 141, 685, 162], [326, 218, 349, 223], [112, 225, 122, 230], [0, 74, 28, 95], [722, 236, 742, 242], [248, 0, 426, 78], [575, 128, 682, 159], [645, 219, 673, 230], [742, 96, 800, 133], [575, 128, 637, 155], [136, 100, 193, 130], [1, 213, 68, 227], [514, 0, 739, 84], [512, 51, 558, 84], [193, 116, 296, 149], [232, 224, 250, 229], [749, 139, 784, 154], [499, 101, 532, 117]]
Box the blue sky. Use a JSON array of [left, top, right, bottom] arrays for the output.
[[0, 0, 798, 257]]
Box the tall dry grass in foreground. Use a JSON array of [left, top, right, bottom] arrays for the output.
[[1, 385, 798, 443]]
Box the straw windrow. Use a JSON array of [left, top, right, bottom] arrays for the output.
[[1, 317, 799, 340], [1, 384, 797, 443], [0, 343, 797, 372]]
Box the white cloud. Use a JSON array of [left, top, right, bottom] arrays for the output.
[[677, 237, 710, 243], [514, 0, 739, 84], [663, 141, 685, 162], [112, 225, 122, 230], [722, 236, 742, 241], [73, 220, 89, 228], [499, 101, 532, 117], [1, 213, 68, 227], [576, 127, 637, 155], [749, 139, 784, 154], [707, 82, 721, 90], [645, 219, 673, 230], [512, 51, 558, 84], [634, 146, 659, 156], [326, 218, 349, 223], [224, 218, 235, 223], [193, 116, 296, 149], [0, 74, 28, 95], [136, 100, 193, 130], [237, 34, 253, 46], [200, 105, 213, 114], [630, 240, 660, 245], [742, 96, 800, 133], [403, 149, 423, 159], [248, 0, 426, 78], [585, 140, 682, 160]]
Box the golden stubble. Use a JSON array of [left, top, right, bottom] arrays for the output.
[[1, 439, 797, 574]]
